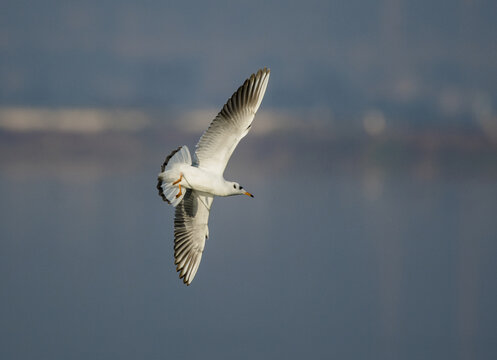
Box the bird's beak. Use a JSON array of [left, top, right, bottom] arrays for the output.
[[244, 191, 254, 198]]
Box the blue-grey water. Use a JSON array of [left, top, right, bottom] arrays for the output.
[[1, 132, 497, 360]]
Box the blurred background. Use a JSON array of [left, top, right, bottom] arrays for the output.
[[1, 1, 497, 359]]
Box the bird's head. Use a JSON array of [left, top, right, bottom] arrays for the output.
[[230, 182, 254, 198]]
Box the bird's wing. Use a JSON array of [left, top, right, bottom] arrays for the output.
[[173, 189, 214, 285], [194, 68, 270, 174]]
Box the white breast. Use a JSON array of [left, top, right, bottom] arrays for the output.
[[178, 165, 228, 196]]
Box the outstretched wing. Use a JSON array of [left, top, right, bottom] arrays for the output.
[[173, 189, 214, 285], [194, 68, 270, 175]]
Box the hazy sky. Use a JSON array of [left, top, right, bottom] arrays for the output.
[[1, 0, 496, 120]]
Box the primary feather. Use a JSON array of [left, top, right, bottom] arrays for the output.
[[194, 68, 270, 175], [174, 189, 213, 285]]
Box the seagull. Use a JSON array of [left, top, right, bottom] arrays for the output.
[[157, 68, 270, 285]]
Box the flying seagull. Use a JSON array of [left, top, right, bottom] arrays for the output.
[[157, 68, 270, 285]]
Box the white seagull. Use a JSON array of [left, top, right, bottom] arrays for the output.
[[157, 68, 270, 285]]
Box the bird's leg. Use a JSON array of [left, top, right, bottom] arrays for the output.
[[172, 173, 183, 185], [173, 173, 183, 198], [175, 184, 182, 198]]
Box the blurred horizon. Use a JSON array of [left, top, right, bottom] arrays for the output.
[[1, 1, 497, 121]]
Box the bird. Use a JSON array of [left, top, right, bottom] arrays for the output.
[[157, 68, 270, 285]]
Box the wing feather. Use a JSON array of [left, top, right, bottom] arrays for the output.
[[194, 68, 270, 174], [173, 189, 213, 285]]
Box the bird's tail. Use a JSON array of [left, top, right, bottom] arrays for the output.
[[157, 145, 192, 207]]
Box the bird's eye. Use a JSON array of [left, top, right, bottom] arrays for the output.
[[240, 185, 244, 190], [233, 184, 236, 189]]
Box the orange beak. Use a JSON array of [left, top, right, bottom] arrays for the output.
[[244, 191, 254, 198]]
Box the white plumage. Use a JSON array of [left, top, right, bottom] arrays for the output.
[[157, 68, 270, 285]]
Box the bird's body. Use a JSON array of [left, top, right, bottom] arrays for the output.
[[163, 163, 238, 197], [157, 68, 270, 285]]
